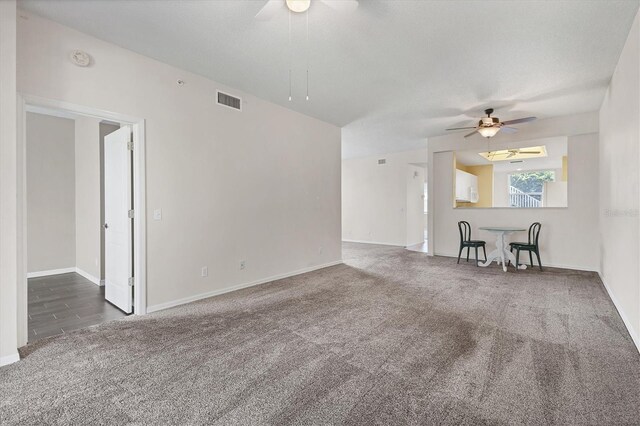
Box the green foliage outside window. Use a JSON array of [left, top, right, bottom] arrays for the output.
[[509, 171, 555, 194]]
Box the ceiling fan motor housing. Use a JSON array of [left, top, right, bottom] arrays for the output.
[[480, 116, 500, 127]]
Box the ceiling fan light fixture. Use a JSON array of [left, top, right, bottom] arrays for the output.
[[445, 108, 536, 138], [286, 0, 311, 13], [478, 127, 500, 138]]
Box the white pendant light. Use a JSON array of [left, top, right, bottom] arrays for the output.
[[286, 0, 311, 13]]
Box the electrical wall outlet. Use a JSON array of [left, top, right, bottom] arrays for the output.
[[240, 260, 246, 270], [201, 266, 208, 277]]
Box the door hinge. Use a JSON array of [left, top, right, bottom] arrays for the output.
[[128, 277, 134, 287], [128, 209, 134, 219], [127, 140, 134, 151]]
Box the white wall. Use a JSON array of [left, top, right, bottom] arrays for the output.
[[26, 112, 76, 273], [599, 9, 640, 348], [17, 13, 342, 312], [0, 0, 19, 366], [543, 179, 567, 208], [428, 113, 600, 271], [75, 116, 101, 282], [342, 149, 426, 246], [493, 171, 509, 207]]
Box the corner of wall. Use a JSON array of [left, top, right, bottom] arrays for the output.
[[596, 7, 640, 354], [0, 0, 19, 363], [598, 271, 640, 353]]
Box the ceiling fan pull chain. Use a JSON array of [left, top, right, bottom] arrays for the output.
[[288, 9, 292, 101], [306, 9, 309, 101]]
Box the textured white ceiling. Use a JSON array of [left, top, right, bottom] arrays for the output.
[[19, 0, 639, 158]]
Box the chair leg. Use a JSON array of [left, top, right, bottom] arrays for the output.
[[457, 246, 463, 264], [515, 248, 520, 272], [529, 251, 534, 267], [482, 245, 487, 262], [535, 249, 543, 271], [466, 247, 470, 262], [475, 246, 479, 266]]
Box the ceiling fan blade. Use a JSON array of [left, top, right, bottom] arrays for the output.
[[463, 129, 478, 138], [255, 0, 284, 21], [445, 126, 476, 131], [319, 0, 359, 12], [500, 126, 518, 134], [501, 116, 537, 126]]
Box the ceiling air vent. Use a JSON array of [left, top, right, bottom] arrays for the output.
[[217, 90, 242, 111], [378, 159, 386, 165]]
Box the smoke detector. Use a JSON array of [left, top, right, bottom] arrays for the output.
[[70, 50, 91, 67]]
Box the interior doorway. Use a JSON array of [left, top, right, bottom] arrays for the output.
[[17, 96, 146, 346], [406, 164, 428, 253]]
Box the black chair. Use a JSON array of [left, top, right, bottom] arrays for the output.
[[509, 222, 543, 271], [457, 221, 487, 266]]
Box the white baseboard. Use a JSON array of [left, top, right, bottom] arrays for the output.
[[342, 239, 405, 247], [27, 267, 102, 286], [74, 268, 101, 286], [147, 260, 343, 314], [406, 241, 426, 248], [433, 252, 598, 272], [0, 352, 20, 367], [598, 272, 640, 353], [26, 267, 75, 278], [544, 263, 599, 272]]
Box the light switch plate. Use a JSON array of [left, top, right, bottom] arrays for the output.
[[153, 209, 162, 220]]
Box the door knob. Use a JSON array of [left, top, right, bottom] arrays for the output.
[[103, 223, 109, 229]]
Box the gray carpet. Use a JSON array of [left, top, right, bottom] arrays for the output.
[[1, 243, 639, 425]]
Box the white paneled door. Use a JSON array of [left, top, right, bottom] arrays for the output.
[[104, 125, 133, 314]]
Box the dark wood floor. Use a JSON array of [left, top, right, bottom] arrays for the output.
[[28, 272, 126, 342]]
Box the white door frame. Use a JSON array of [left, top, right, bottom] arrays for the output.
[[17, 94, 147, 346]]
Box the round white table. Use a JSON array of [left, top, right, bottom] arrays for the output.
[[478, 227, 527, 272]]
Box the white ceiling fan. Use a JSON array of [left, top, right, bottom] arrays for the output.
[[256, 0, 359, 20], [446, 108, 537, 138]]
